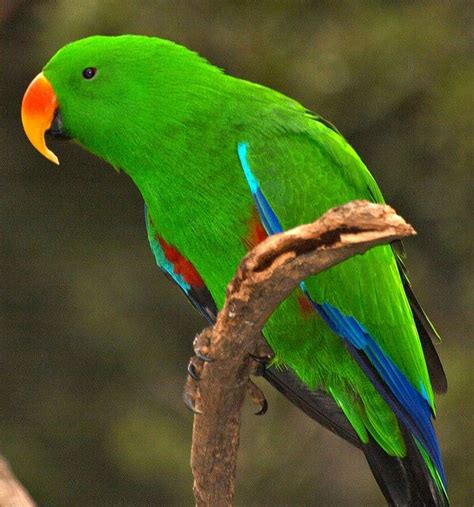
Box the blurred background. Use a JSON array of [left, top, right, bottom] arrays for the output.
[[1, 1, 472, 505]]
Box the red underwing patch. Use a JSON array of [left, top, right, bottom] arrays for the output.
[[297, 293, 314, 317], [157, 235, 205, 288], [243, 207, 268, 250]]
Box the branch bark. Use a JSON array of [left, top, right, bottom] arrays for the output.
[[188, 200, 416, 506], [0, 456, 36, 507]]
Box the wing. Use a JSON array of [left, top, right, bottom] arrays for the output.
[[145, 206, 217, 323], [392, 240, 447, 393], [237, 123, 447, 491]]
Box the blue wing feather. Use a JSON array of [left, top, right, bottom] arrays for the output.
[[237, 141, 446, 487]]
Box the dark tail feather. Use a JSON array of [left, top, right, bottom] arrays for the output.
[[404, 281, 447, 394], [263, 365, 360, 448], [392, 240, 447, 394], [363, 437, 411, 506], [363, 427, 449, 506], [264, 365, 448, 506]]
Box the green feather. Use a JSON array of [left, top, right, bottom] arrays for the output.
[[39, 35, 447, 501]]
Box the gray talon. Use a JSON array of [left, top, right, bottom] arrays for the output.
[[255, 398, 268, 416], [195, 349, 214, 362], [247, 379, 268, 416], [183, 392, 202, 414], [187, 360, 200, 381]]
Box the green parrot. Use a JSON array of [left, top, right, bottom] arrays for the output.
[[22, 35, 448, 505]]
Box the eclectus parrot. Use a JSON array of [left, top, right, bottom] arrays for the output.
[[21, 35, 448, 506]]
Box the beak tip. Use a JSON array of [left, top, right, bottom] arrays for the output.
[[44, 147, 60, 165]]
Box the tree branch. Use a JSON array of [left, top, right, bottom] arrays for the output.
[[187, 200, 416, 506], [0, 456, 36, 507]]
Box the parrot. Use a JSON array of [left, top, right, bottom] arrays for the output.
[[21, 35, 448, 506]]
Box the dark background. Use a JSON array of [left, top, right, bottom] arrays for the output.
[[1, 1, 472, 505]]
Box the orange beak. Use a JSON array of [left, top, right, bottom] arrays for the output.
[[21, 72, 60, 165]]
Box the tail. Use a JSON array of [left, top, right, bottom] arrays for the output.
[[265, 365, 449, 506], [364, 426, 448, 506]]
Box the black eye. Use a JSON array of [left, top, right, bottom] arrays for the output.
[[82, 67, 96, 79]]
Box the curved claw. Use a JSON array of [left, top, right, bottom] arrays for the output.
[[195, 349, 214, 363], [187, 360, 200, 381], [193, 330, 214, 363], [247, 379, 268, 417], [255, 397, 268, 416], [183, 373, 202, 415], [183, 391, 202, 415]]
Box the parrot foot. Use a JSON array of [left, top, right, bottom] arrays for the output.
[[183, 359, 202, 414], [185, 332, 271, 414], [249, 355, 267, 377], [249, 338, 273, 376], [247, 379, 268, 416], [193, 330, 214, 362]]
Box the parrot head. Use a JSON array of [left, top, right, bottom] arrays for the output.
[[21, 35, 221, 168]]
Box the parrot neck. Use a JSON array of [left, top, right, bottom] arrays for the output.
[[110, 74, 256, 301]]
